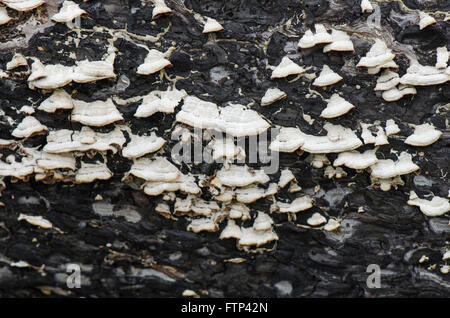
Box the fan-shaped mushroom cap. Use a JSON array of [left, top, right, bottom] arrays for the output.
[[370, 152, 419, 179], [404, 123, 442, 146], [312, 65, 343, 86], [271, 56, 305, 79]]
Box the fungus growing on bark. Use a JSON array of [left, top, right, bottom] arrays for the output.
[[418, 11, 436, 30], [122, 133, 166, 159], [12, 116, 47, 138], [52, 0, 87, 23], [404, 123, 442, 146], [261, 87, 286, 106], [137, 49, 172, 75], [407, 191, 450, 217], [271, 56, 305, 79], [134, 88, 187, 117], [1, 0, 45, 12], [369, 152, 419, 179], [297, 24, 332, 49], [0, 6, 11, 25], [333, 149, 378, 170], [38, 89, 73, 113], [71, 99, 123, 127], [320, 94, 355, 118], [323, 30, 354, 53], [203, 17, 224, 33], [312, 65, 343, 86], [75, 162, 112, 183], [6, 53, 27, 70]]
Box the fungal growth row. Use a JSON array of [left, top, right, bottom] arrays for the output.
[[0, 0, 449, 257]]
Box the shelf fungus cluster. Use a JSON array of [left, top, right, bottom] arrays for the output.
[[0, 0, 448, 259]]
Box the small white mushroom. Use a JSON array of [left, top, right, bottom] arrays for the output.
[[312, 65, 343, 87], [307, 213, 327, 226], [38, 89, 73, 113], [324, 218, 340, 231], [374, 70, 400, 91], [125, 157, 180, 182], [75, 162, 112, 183], [12, 116, 47, 138], [436, 46, 449, 69], [71, 98, 123, 127], [374, 126, 389, 146], [137, 49, 171, 75], [202, 17, 224, 33], [300, 123, 362, 154], [382, 84, 417, 101], [72, 54, 116, 83], [212, 165, 269, 188], [18, 105, 35, 115], [323, 29, 354, 53], [0, 6, 11, 25], [298, 24, 332, 49], [418, 11, 436, 30], [187, 217, 218, 233], [18, 214, 52, 229], [311, 154, 330, 168], [269, 127, 305, 152], [357, 39, 395, 69], [261, 87, 286, 106], [370, 151, 419, 179], [135, 87, 187, 117], [234, 183, 277, 204], [275, 196, 314, 213], [385, 119, 400, 136], [2, 0, 45, 12], [333, 149, 378, 170], [407, 191, 450, 217], [52, 0, 87, 23], [253, 212, 273, 231], [278, 169, 296, 188], [220, 219, 241, 240], [122, 133, 166, 159], [143, 174, 200, 196], [6, 53, 28, 70], [320, 94, 355, 118], [404, 123, 442, 146], [271, 56, 305, 79], [152, 0, 172, 19], [400, 63, 449, 86], [238, 227, 278, 247], [361, 0, 373, 13]]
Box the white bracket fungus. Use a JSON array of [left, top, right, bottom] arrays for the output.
[[203, 17, 224, 34], [122, 133, 166, 159], [261, 87, 286, 106], [0, 6, 11, 25], [38, 89, 73, 113], [6, 53, 28, 70], [300, 123, 362, 153], [253, 212, 274, 231], [404, 123, 442, 146], [371, 175, 404, 191], [270, 56, 305, 79], [212, 165, 269, 188], [43, 126, 126, 154], [18, 105, 35, 115], [134, 88, 187, 117], [324, 166, 347, 179], [357, 39, 395, 70], [208, 138, 245, 161], [234, 183, 277, 204], [278, 169, 296, 188], [24, 148, 76, 170], [297, 24, 332, 49], [75, 162, 112, 183], [418, 11, 436, 30], [361, 123, 376, 144], [187, 216, 220, 233], [312, 65, 343, 87], [220, 219, 241, 240], [228, 203, 250, 220], [374, 70, 399, 91], [152, 0, 172, 19], [125, 157, 179, 182], [361, 0, 373, 13], [143, 173, 200, 196], [321, 94, 355, 118], [0, 156, 36, 179], [269, 127, 304, 152], [369, 151, 419, 179], [382, 84, 417, 101], [374, 126, 388, 146], [1, 0, 45, 11], [436, 47, 449, 69], [323, 29, 354, 53], [399, 63, 450, 86], [51, 0, 87, 23], [28, 55, 116, 89], [307, 213, 327, 226], [237, 227, 278, 248], [385, 119, 400, 136], [137, 49, 172, 75], [71, 98, 123, 127], [407, 191, 450, 217], [274, 196, 313, 213], [12, 116, 48, 138], [333, 149, 378, 170], [311, 154, 330, 168], [324, 218, 340, 231], [176, 96, 270, 137], [18, 214, 52, 229]]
